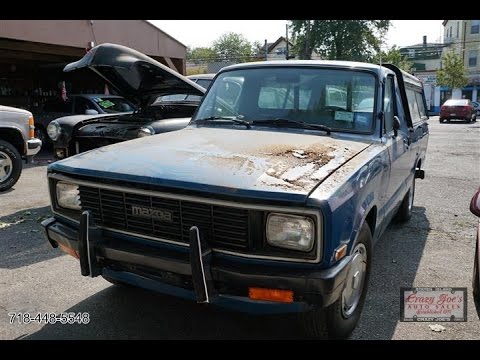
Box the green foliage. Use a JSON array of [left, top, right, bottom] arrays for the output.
[[187, 47, 216, 62], [212, 32, 253, 61], [187, 33, 259, 63], [436, 51, 469, 89], [289, 20, 391, 61], [372, 45, 413, 72]]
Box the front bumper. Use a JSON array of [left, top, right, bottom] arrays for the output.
[[26, 138, 42, 156], [42, 215, 351, 314]]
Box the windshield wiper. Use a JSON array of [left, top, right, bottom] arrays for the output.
[[195, 116, 251, 129], [252, 118, 331, 134]]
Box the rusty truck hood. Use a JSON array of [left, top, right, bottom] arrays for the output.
[[49, 127, 372, 202]]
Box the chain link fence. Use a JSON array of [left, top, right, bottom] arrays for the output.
[[187, 53, 323, 75], [186, 55, 268, 75]]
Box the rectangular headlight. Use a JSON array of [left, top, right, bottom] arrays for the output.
[[56, 181, 81, 210], [266, 213, 315, 252]]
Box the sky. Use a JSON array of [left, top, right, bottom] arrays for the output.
[[149, 20, 444, 49]]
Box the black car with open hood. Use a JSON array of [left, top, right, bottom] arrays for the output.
[[48, 43, 206, 159]]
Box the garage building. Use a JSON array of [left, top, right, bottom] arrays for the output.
[[0, 20, 186, 111]]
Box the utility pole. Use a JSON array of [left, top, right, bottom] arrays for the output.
[[264, 39, 268, 61], [285, 22, 295, 60], [285, 23, 289, 60]]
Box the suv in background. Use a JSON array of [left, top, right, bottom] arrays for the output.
[[34, 94, 134, 147], [0, 105, 42, 191]]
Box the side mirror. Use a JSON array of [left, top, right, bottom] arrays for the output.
[[393, 116, 401, 137], [85, 109, 99, 115], [470, 189, 480, 217]]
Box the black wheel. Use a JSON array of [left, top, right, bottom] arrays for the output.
[[302, 222, 372, 339], [473, 241, 479, 305], [34, 126, 52, 150], [394, 177, 415, 222], [0, 140, 22, 192]]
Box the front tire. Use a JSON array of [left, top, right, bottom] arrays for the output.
[[302, 222, 372, 339], [473, 241, 479, 305], [0, 140, 22, 192], [395, 177, 415, 222]]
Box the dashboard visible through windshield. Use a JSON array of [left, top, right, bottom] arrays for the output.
[[193, 67, 377, 133]]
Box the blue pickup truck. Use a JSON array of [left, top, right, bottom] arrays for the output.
[[42, 54, 429, 339]]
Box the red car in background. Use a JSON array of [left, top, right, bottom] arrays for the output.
[[439, 99, 477, 123]]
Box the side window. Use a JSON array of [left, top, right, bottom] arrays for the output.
[[407, 88, 427, 124], [406, 89, 421, 124], [415, 92, 427, 120], [43, 100, 71, 113], [196, 79, 212, 89], [74, 97, 91, 114], [383, 76, 395, 133]]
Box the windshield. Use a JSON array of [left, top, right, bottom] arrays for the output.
[[444, 99, 468, 106], [92, 97, 134, 113], [193, 67, 377, 133]]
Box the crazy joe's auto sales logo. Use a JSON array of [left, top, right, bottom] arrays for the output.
[[400, 287, 467, 322]]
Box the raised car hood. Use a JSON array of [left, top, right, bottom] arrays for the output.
[[50, 128, 372, 202], [64, 43, 205, 108]]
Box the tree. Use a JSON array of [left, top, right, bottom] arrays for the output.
[[212, 32, 253, 61], [251, 40, 265, 58], [372, 45, 413, 72], [436, 51, 469, 90], [187, 47, 216, 62], [289, 20, 391, 62]]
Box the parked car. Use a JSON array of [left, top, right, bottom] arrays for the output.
[[47, 43, 205, 159], [471, 188, 480, 306], [42, 60, 429, 339], [472, 100, 480, 117], [34, 94, 134, 148], [154, 74, 214, 104], [439, 99, 477, 123], [0, 105, 42, 191], [187, 73, 215, 89]]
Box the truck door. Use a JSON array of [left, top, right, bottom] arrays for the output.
[[382, 75, 415, 223], [405, 88, 429, 169]]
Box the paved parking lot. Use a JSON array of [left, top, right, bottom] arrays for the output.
[[0, 117, 479, 339]]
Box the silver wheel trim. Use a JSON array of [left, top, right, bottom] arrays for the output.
[[342, 243, 367, 318], [0, 151, 13, 182]]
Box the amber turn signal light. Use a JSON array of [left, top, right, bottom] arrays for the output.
[[58, 243, 80, 260], [334, 244, 348, 261], [28, 116, 35, 139], [248, 287, 294, 303]]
